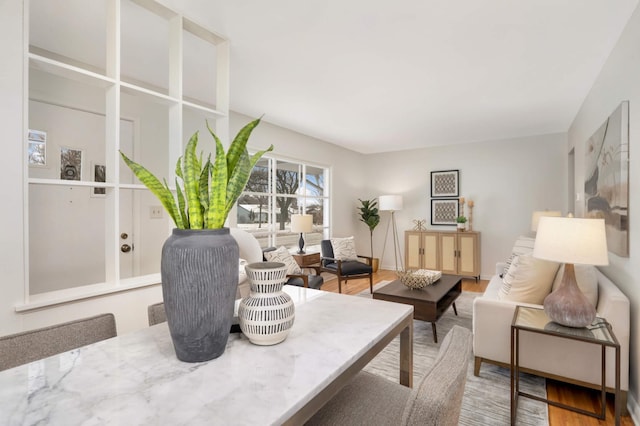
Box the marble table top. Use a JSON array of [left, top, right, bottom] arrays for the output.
[[0, 286, 413, 425]]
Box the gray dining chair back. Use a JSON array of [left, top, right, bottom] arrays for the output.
[[307, 325, 472, 426], [148, 302, 167, 326], [0, 313, 117, 372]]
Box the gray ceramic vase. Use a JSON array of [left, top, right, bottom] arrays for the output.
[[161, 228, 238, 362]]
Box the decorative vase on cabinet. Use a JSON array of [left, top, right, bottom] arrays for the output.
[[239, 262, 295, 345]]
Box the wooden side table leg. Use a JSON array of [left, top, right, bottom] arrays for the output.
[[431, 322, 438, 343]]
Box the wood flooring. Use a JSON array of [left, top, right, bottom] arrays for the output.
[[320, 269, 633, 426]]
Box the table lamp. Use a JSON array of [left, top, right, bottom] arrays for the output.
[[533, 217, 608, 327], [530, 210, 562, 233], [291, 214, 313, 254], [379, 195, 403, 272]]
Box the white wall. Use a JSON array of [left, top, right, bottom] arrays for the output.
[[569, 2, 640, 415], [0, 0, 27, 335], [363, 134, 568, 277]]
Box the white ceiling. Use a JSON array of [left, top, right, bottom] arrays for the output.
[[165, 0, 637, 154], [32, 0, 639, 154]]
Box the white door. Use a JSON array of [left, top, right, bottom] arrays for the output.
[[119, 119, 135, 279]]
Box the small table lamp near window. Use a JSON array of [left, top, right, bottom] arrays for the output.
[[533, 216, 608, 327], [291, 214, 313, 254]]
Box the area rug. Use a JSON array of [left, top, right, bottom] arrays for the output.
[[357, 285, 549, 425]]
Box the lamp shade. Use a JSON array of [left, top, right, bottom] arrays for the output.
[[290, 214, 313, 233], [379, 195, 403, 211], [530, 210, 562, 232], [533, 217, 608, 265]]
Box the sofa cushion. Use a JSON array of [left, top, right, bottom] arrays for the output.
[[498, 254, 560, 304], [331, 236, 359, 261], [502, 235, 536, 277], [263, 246, 302, 275], [551, 264, 598, 307]]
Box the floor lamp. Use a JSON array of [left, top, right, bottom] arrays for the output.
[[379, 195, 403, 272]]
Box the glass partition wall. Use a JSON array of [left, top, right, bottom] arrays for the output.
[[25, 0, 228, 298]]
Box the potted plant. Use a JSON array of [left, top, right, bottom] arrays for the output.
[[357, 198, 381, 272], [120, 118, 273, 362], [456, 216, 467, 231]]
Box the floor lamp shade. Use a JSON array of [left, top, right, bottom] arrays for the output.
[[533, 217, 608, 327], [291, 214, 313, 254], [379, 195, 403, 211]]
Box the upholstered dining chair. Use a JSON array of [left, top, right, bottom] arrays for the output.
[[320, 239, 373, 293], [306, 325, 472, 426], [148, 302, 167, 326], [0, 313, 117, 372]]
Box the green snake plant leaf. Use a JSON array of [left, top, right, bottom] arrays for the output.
[[224, 117, 262, 179], [208, 130, 228, 229], [174, 177, 188, 228], [199, 157, 212, 227], [224, 144, 274, 218], [119, 151, 181, 228], [183, 132, 203, 229], [175, 155, 183, 180]]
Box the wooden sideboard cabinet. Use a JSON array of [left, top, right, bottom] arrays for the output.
[[405, 230, 480, 280]]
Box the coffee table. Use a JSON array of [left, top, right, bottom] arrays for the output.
[[373, 274, 462, 343]]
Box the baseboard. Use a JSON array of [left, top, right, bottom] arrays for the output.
[[627, 389, 639, 425]]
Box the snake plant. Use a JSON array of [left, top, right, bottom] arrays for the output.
[[120, 118, 273, 229]]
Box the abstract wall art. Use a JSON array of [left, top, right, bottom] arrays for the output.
[[584, 101, 629, 257]]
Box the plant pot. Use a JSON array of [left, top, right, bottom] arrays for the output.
[[457, 223, 466, 231], [161, 228, 238, 362], [239, 262, 295, 345], [371, 257, 380, 272]]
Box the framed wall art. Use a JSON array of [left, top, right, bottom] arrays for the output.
[[28, 129, 47, 166], [91, 162, 106, 197], [60, 147, 82, 181], [431, 169, 459, 197], [431, 198, 459, 226], [584, 101, 629, 257]]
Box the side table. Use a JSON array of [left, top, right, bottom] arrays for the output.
[[292, 252, 321, 268], [510, 305, 620, 426]]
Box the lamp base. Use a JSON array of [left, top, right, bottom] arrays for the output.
[[543, 263, 596, 328], [297, 233, 305, 254]]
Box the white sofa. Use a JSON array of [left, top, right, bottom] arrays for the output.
[[473, 261, 630, 408]]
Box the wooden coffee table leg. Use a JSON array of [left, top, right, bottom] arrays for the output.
[[453, 302, 458, 316], [431, 322, 438, 343]]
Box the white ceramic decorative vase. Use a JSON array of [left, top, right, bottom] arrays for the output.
[[239, 262, 295, 345], [457, 223, 466, 231]]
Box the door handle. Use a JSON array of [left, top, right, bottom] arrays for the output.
[[121, 244, 132, 253]]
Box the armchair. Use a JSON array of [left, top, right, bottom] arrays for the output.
[[320, 239, 373, 293], [263, 247, 324, 290]]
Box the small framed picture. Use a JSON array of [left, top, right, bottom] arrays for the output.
[[91, 162, 106, 198], [28, 129, 47, 167], [431, 170, 459, 197], [60, 147, 82, 181], [431, 199, 459, 226]]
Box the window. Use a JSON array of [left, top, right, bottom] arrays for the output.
[[236, 157, 330, 250]]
